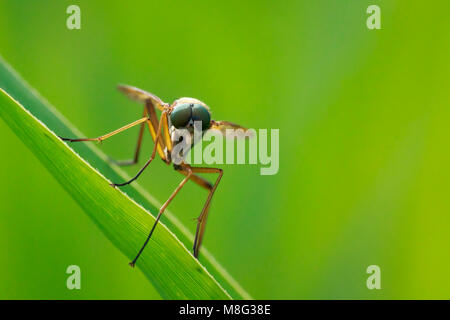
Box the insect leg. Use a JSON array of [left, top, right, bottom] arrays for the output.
[[109, 108, 147, 166], [59, 117, 148, 143], [145, 101, 168, 163], [129, 165, 192, 267], [176, 168, 213, 191], [111, 110, 168, 187], [189, 167, 223, 258]]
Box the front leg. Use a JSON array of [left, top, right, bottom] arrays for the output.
[[60, 117, 148, 143], [108, 109, 147, 166], [111, 111, 168, 187]]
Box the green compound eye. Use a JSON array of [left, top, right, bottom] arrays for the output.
[[191, 104, 211, 130], [170, 103, 211, 130], [170, 103, 192, 129]]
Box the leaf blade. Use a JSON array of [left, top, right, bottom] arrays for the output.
[[0, 57, 251, 300]]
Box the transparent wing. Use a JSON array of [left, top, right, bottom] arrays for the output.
[[117, 84, 165, 111], [209, 120, 254, 138]]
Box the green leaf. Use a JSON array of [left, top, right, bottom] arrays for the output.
[[0, 56, 251, 300]]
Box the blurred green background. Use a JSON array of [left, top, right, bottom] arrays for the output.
[[0, 0, 449, 299]]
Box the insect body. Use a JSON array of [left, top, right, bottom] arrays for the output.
[[60, 85, 247, 267]]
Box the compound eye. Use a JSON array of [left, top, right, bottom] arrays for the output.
[[191, 104, 211, 130], [170, 103, 192, 129]]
